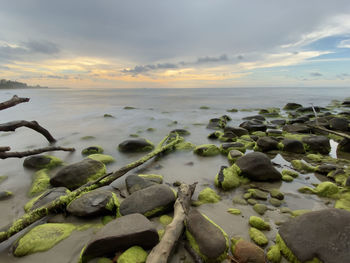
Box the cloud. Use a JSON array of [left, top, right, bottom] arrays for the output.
[[122, 63, 178, 75], [196, 54, 228, 64], [23, 40, 60, 54], [310, 72, 323, 77], [336, 73, 350, 79], [338, 39, 350, 48]]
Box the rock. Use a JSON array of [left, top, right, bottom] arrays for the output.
[[248, 199, 258, 205], [253, 204, 267, 215], [137, 174, 163, 184], [227, 108, 238, 112], [247, 189, 268, 200], [235, 152, 282, 181], [103, 113, 113, 118], [233, 196, 248, 205], [186, 209, 228, 262], [87, 154, 115, 164], [283, 102, 302, 110], [28, 169, 50, 197], [342, 100, 350, 107], [227, 208, 241, 215], [193, 144, 220, 156], [302, 135, 330, 154], [80, 214, 158, 263], [117, 246, 148, 263], [170, 129, 190, 136], [271, 119, 286, 126], [240, 120, 267, 132], [50, 159, 106, 190], [337, 138, 350, 153], [269, 189, 284, 200], [256, 137, 279, 152], [215, 165, 244, 190], [0, 190, 12, 200], [125, 174, 156, 194], [296, 106, 324, 113], [269, 198, 283, 207], [119, 185, 176, 217], [243, 115, 266, 121], [194, 187, 220, 206], [329, 117, 349, 131], [278, 208, 350, 263], [249, 227, 268, 246], [227, 149, 244, 162], [231, 238, 266, 263], [282, 124, 311, 133], [118, 139, 154, 152], [23, 155, 62, 170], [224, 126, 249, 137], [288, 116, 309, 124], [267, 245, 281, 263], [13, 223, 75, 257], [220, 142, 245, 154], [266, 129, 283, 136], [67, 189, 118, 217], [24, 187, 69, 212], [249, 216, 270, 230], [281, 139, 305, 154], [282, 175, 294, 182], [316, 164, 337, 175], [81, 145, 104, 155], [207, 118, 227, 130]]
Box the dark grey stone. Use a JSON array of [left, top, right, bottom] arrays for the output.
[[283, 103, 302, 110], [242, 115, 266, 121], [283, 124, 311, 133], [224, 126, 249, 137], [329, 118, 349, 131], [281, 139, 305, 154], [125, 174, 156, 194], [23, 155, 51, 169], [302, 135, 330, 154], [118, 138, 154, 152], [256, 136, 279, 152], [239, 120, 267, 132], [29, 187, 68, 211]]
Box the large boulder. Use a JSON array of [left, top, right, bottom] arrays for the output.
[[283, 124, 311, 133], [23, 155, 62, 170], [235, 152, 281, 181], [281, 139, 305, 154], [125, 174, 160, 194], [283, 102, 302, 110], [120, 184, 176, 217], [302, 135, 330, 154], [329, 117, 349, 131], [118, 138, 154, 152], [278, 209, 350, 263], [80, 213, 158, 263], [224, 126, 249, 137], [186, 209, 229, 262], [50, 159, 106, 190], [67, 189, 118, 217], [256, 137, 279, 152], [240, 120, 267, 132]]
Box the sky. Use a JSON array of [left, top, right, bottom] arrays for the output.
[[1, 0, 350, 89]]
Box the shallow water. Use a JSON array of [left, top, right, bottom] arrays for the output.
[[0, 87, 348, 262]]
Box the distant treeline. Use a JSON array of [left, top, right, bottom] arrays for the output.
[[0, 79, 47, 89]]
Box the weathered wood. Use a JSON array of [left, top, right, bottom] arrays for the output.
[[146, 182, 197, 263], [0, 120, 56, 143], [0, 95, 29, 111], [0, 146, 10, 152], [0, 146, 75, 159], [309, 124, 350, 140], [0, 134, 181, 243]]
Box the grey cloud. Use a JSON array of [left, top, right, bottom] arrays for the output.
[[122, 63, 178, 75], [23, 40, 60, 54], [310, 72, 323, 77], [336, 73, 350, 80], [237, 55, 244, 60], [196, 54, 228, 64]]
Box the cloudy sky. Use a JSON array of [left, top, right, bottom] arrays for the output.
[[1, 0, 350, 88]]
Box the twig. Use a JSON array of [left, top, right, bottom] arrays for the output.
[[0, 146, 75, 159], [0, 95, 29, 111]]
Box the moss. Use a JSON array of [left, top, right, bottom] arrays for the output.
[[236, 138, 256, 150], [24, 193, 44, 212], [328, 133, 343, 142], [147, 127, 155, 132], [269, 198, 283, 207], [87, 154, 115, 164], [335, 192, 350, 212], [227, 208, 241, 215], [144, 206, 168, 217], [80, 136, 95, 140], [267, 244, 282, 263], [124, 106, 136, 110], [98, 258, 113, 263], [159, 215, 173, 226], [129, 134, 139, 138], [13, 223, 75, 256], [175, 140, 196, 150], [230, 237, 244, 254], [249, 216, 270, 230], [214, 164, 246, 190], [101, 215, 114, 225], [249, 227, 268, 246], [87, 163, 107, 183], [283, 132, 309, 141], [253, 204, 267, 215], [193, 144, 220, 156], [105, 192, 121, 217], [247, 189, 268, 200], [276, 233, 322, 263], [193, 187, 221, 206], [232, 196, 248, 205], [247, 199, 258, 205], [291, 160, 316, 173], [28, 169, 50, 197], [291, 209, 311, 217], [200, 106, 210, 110], [227, 150, 243, 163], [269, 189, 284, 200], [243, 192, 252, 199], [117, 246, 148, 263], [282, 169, 299, 178], [298, 182, 339, 198], [282, 175, 294, 182], [252, 131, 266, 137], [81, 145, 104, 155], [227, 108, 238, 112], [158, 229, 165, 239]]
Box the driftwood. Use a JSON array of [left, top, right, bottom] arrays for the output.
[[309, 124, 350, 140], [146, 182, 197, 263], [0, 95, 29, 111], [0, 146, 75, 159], [0, 134, 181, 243], [0, 120, 56, 143]]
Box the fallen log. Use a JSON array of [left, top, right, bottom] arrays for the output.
[[0, 120, 56, 143], [146, 182, 197, 263], [309, 125, 350, 140], [0, 146, 75, 159], [0, 95, 29, 111], [0, 134, 181, 243]]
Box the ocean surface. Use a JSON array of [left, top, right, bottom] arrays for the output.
[[0, 86, 348, 263]]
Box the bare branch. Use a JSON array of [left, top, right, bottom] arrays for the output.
[[0, 120, 56, 143], [0, 146, 10, 152], [0, 95, 30, 111], [0, 146, 75, 159]]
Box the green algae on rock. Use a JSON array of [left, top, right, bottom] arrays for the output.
[[193, 144, 220, 156], [282, 169, 299, 178], [267, 244, 282, 263], [298, 181, 339, 198], [247, 188, 268, 200], [282, 175, 294, 182], [81, 145, 104, 155], [249, 227, 268, 246], [291, 160, 317, 173], [269, 188, 284, 200], [253, 204, 267, 215], [227, 208, 241, 215], [291, 209, 311, 217], [28, 169, 50, 197], [23, 155, 63, 170], [249, 216, 270, 230], [138, 174, 163, 183], [335, 191, 350, 211], [117, 246, 148, 263], [159, 215, 173, 226], [193, 187, 220, 206], [87, 154, 115, 164], [215, 164, 247, 190], [13, 223, 75, 257]]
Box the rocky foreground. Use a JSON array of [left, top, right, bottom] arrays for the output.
[[1, 99, 350, 263]]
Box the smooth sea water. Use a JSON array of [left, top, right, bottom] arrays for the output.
[[0, 86, 348, 263]]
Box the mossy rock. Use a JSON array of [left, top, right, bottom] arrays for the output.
[[0, 190, 13, 200], [253, 204, 267, 215], [87, 154, 115, 164], [231, 237, 266, 263], [282, 175, 294, 182], [159, 215, 173, 226], [269, 198, 283, 207], [298, 181, 339, 198], [232, 196, 248, 205], [227, 149, 244, 163], [13, 223, 75, 256], [227, 208, 241, 215], [249, 227, 268, 246], [28, 169, 50, 197], [117, 246, 148, 263], [215, 164, 247, 190], [118, 139, 154, 152], [193, 187, 220, 206], [291, 160, 316, 174], [269, 189, 284, 200], [249, 216, 270, 230], [193, 144, 220, 157], [282, 169, 299, 178], [23, 155, 63, 170], [82, 145, 104, 155], [247, 189, 268, 200], [267, 244, 282, 263], [247, 198, 258, 205]]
